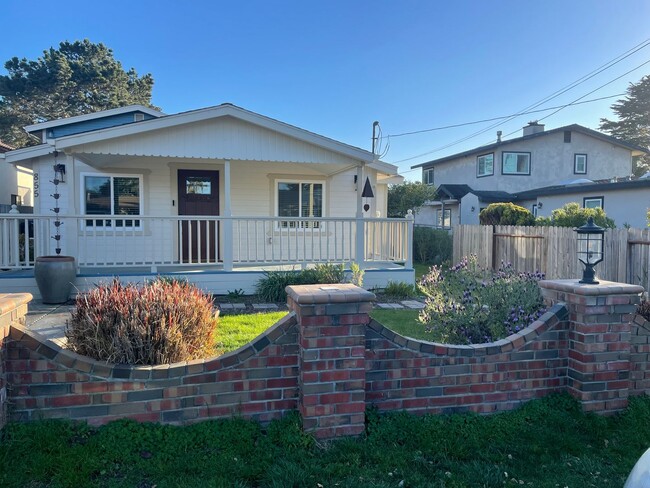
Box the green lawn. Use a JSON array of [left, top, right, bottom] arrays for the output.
[[1, 393, 646, 487], [370, 309, 431, 341], [414, 262, 432, 280], [215, 311, 288, 356]]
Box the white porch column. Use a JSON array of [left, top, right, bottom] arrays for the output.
[[405, 209, 414, 269], [355, 165, 365, 268], [65, 155, 79, 268], [222, 160, 233, 271]]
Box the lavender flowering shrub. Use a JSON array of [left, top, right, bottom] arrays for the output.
[[418, 255, 546, 344]]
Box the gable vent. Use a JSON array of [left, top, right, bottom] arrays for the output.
[[134, 113, 145, 122]]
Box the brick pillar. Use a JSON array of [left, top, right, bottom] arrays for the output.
[[0, 293, 32, 430], [286, 284, 374, 440], [540, 280, 643, 413]]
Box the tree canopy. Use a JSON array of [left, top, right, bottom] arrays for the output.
[[599, 74, 650, 177], [387, 181, 437, 218], [0, 40, 158, 147]]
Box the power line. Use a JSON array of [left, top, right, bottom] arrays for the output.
[[390, 38, 650, 165], [386, 93, 624, 138]]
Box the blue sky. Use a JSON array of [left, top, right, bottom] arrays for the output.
[[2, 0, 649, 179]]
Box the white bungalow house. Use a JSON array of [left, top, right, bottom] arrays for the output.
[[0, 104, 411, 299]]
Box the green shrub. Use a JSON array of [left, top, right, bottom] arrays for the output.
[[418, 255, 546, 344], [479, 202, 535, 226], [382, 280, 418, 299], [256, 263, 347, 302], [66, 279, 218, 365], [348, 262, 364, 287], [413, 226, 453, 264], [535, 202, 615, 228]]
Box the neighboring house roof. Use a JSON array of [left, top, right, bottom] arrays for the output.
[[430, 177, 650, 206], [0, 140, 14, 153], [23, 105, 165, 134], [4, 103, 400, 176], [513, 177, 650, 199], [411, 124, 648, 169]]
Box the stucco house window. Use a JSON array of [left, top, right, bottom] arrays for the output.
[[583, 196, 603, 209], [502, 152, 531, 175], [477, 153, 494, 177], [277, 181, 323, 228], [574, 154, 587, 174], [437, 208, 451, 228], [423, 168, 434, 185], [82, 174, 142, 227]]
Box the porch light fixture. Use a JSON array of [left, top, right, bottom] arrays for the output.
[[537, 202, 543, 209], [575, 217, 605, 285]]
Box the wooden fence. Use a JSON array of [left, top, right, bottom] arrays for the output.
[[453, 225, 650, 292]]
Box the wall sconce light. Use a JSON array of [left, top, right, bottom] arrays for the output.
[[537, 202, 543, 209], [471, 206, 475, 212], [354, 174, 358, 191], [575, 217, 605, 284]]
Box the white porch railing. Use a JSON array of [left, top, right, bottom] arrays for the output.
[[0, 214, 413, 271]]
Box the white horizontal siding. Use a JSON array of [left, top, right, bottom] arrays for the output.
[[73, 117, 361, 165]]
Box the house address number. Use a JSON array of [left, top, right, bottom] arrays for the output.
[[33, 172, 39, 198]]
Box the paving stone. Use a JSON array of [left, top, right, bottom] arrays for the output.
[[252, 303, 278, 311], [376, 303, 404, 309], [218, 303, 246, 311], [401, 300, 425, 310]]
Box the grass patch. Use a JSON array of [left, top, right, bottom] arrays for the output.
[[214, 311, 288, 356], [1, 393, 647, 487], [414, 262, 432, 280], [370, 309, 428, 340]]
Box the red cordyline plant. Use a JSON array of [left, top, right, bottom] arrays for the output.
[[66, 278, 218, 365]]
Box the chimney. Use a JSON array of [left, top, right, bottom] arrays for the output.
[[523, 121, 545, 136]]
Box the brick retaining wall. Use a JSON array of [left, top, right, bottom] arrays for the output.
[[0, 280, 646, 440]]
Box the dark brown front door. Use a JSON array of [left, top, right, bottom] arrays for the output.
[[177, 169, 219, 263]]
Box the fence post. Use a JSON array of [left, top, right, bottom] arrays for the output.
[[405, 210, 414, 269], [286, 283, 374, 439], [539, 279, 644, 413]]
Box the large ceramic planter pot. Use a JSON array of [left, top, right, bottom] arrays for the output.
[[34, 256, 77, 304]]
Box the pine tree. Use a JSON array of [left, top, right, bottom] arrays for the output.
[[0, 40, 158, 148], [599, 74, 650, 176]]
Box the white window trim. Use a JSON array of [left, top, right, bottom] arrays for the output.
[[437, 208, 451, 229], [574, 154, 587, 174], [477, 153, 494, 177], [501, 152, 531, 175], [274, 178, 326, 229], [80, 172, 144, 229], [423, 168, 434, 185], [583, 196, 603, 209]]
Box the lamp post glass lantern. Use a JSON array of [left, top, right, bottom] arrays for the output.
[[575, 217, 605, 284]]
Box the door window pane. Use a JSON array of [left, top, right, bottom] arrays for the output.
[[186, 177, 212, 195], [301, 183, 323, 218]]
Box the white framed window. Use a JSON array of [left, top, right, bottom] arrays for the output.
[[423, 168, 434, 185], [532, 204, 538, 217], [81, 173, 142, 227], [477, 153, 494, 177], [574, 154, 587, 174], [502, 152, 531, 175], [437, 208, 451, 229], [276, 180, 324, 228], [583, 196, 603, 209]]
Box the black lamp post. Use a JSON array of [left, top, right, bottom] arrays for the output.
[[575, 217, 605, 284]]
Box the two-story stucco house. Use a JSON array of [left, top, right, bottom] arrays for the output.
[[412, 122, 648, 228]]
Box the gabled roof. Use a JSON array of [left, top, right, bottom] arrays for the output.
[[6, 103, 398, 175], [412, 124, 648, 169], [24, 105, 164, 134], [51, 103, 390, 169]]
